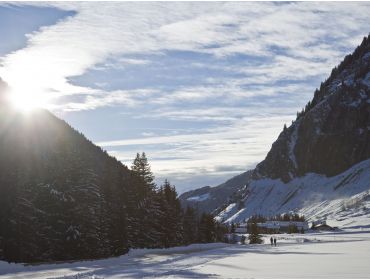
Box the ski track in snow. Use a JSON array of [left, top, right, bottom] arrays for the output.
[[1, 231, 370, 278]]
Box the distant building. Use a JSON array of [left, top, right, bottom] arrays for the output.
[[311, 221, 335, 231], [235, 227, 248, 234], [257, 221, 309, 233], [235, 221, 309, 234]]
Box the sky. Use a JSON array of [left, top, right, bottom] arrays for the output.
[[0, 2, 369, 193]]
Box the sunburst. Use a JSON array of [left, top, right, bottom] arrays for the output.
[[7, 86, 49, 113]]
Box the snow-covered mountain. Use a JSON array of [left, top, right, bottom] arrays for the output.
[[181, 35, 370, 224], [179, 171, 252, 214], [217, 158, 370, 226]]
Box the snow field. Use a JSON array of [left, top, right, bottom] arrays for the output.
[[1, 231, 370, 278]]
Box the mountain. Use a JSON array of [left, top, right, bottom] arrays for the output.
[[0, 98, 132, 262], [217, 159, 370, 226], [179, 171, 252, 214], [0, 81, 225, 263], [253, 35, 370, 183], [181, 35, 370, 224]]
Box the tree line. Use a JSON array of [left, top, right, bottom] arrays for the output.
[[126, 152, 227, 249]]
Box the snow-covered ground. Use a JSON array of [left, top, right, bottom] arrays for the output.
[[1, 230, 370, 278]]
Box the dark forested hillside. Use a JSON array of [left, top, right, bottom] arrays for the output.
[[0, 103, 132, 262], [0, 85, 225, 263]]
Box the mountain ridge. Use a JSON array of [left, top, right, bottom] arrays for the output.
[[179, 170, 252, 214], [0, 104, 132, 262], [0, 96, 225, 263], [180, 35, 370, 221], [254, 35, 370, 182]]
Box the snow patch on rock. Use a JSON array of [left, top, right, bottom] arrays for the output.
[[288, 123, 299, 170]]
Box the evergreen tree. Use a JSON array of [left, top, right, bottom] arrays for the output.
[[182, 207, 198, 245], [126, 172, 159, 248], [288, 224, 298, 234], [240, 235, 246, 245], [230, 222, 236, 233], [127, 153, 160, 248], [215, 221, 228, 242], [248, 223, 263, 244], [198, 213, 216, 243], [131, 152, 156, 190], [158, 180, 184, 247]]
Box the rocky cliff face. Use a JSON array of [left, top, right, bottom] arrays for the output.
[[254, 35, 370, 182]]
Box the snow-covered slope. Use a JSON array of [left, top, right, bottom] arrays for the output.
[[179, 170, 252, 214], [217, 158, 370, 226], [188, 35, 370, 224]]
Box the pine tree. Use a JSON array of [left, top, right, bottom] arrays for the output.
[[230, 222, 236, 233], [214, 221, 228, 242], [248, 223, 263, 244], [182, 206, 198, 245], [126, 172, 155, 248], [240, 235, 246, 245], [198, 213, 216, 243], [131, 152, 156, 190], [127, 153, 164, 249], [288, 224, 298, 234]]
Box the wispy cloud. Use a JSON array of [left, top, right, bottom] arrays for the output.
[[58, 88, 158, 111], [98, 113, 297, 189], [1, 2, 369, 192], [1, 2, 369, 101]]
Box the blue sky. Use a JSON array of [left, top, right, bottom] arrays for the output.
[[0, 2, 369, 193]]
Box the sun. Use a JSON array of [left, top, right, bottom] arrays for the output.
[[10, 93, 39, 112], [8, 88, 48, 113], [1, 74, 52, 113]]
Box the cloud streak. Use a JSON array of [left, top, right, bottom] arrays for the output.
[[1, 2, 369, 100], [1, 2, 369, 192]]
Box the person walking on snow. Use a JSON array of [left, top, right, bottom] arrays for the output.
[[274, 237, 277, 246], [270, 237, 273, 246]]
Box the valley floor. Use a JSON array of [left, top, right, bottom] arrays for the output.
[[1, 230, 370, 278]]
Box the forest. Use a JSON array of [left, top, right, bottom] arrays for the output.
[[0, 104, 226, 263]]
